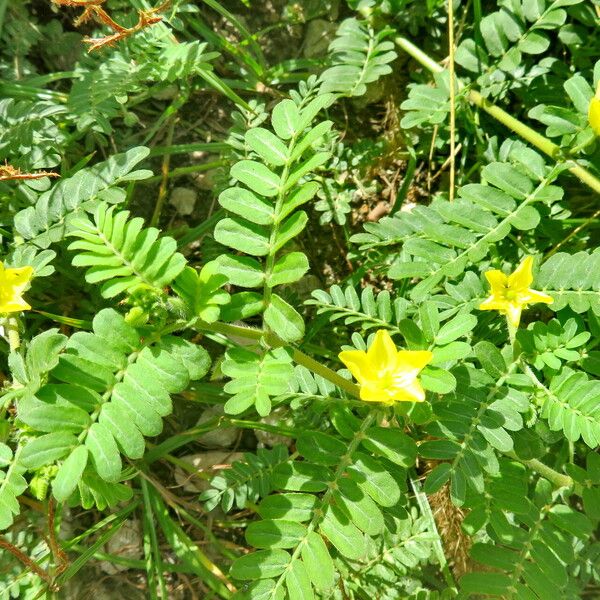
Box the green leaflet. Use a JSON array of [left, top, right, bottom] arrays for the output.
[[319, 18, 397, 97], [215, 95, 333, 419], [541, 367, 600, 447], [0, 445, 28, 531], [230, 549, 291, 580], [222, 347, 295, 417], [245, 519, 308, 549], [200, 446, 290, 513], [263, 295, 305, 343], [229, 417, 405, 598], [172, 261, 230, 322], [69, 203, 186, 298], [537, 250, 600, 315]]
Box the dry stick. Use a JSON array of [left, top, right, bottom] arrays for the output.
[[0, 535, 57, 590], [447, 0, 456, 201], [47, 498, 69, 577], [394, 35, 600, 195]]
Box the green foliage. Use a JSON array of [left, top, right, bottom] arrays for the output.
[[229, 412, 409, 598], [517, 316, 590, 371], [455, 0, 587, 99], [308, 284, 410, 332], [0, 98, 66, 169], [5, 308, 210, 521], [352, 144, 565, 300], [537, 367, 600, 447], [3, 0, 600, 598], [14, 147, 152, 248], [221, 347, 295, 417], [320, 18, 397, 97], [68, 31, 219, 133], [200, 445, 290, 512], [536, 250, 600, 314], [529, 70, 596, 150], [0, 444, 27, 530], [214, 94, 334, 341], [462, 477, 593, 599], [68, 202, 186, 298]]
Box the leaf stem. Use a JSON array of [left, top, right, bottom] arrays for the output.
[[506, 452, 576, 491], [262, 136, 299, 314], [4, 316, 21, 351], [150, 117, 176, 228], [195, 320, 361, 399], [270, 411, 376, 598]]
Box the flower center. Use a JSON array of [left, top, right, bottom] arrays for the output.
[[378, 367, 415, 390], [505, 288, 517, 301]]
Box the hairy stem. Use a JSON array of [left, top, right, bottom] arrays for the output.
[[4, 316, 21, 351]]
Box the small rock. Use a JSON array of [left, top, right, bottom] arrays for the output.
[[256, 409, 293, 448], [196, 405, 240, 448], [99, 519, 142, 574], [192, 169, 220, 190], [174, 451, 245, 493], [367, 201, 390, 222], [169, 187, 196, 216]]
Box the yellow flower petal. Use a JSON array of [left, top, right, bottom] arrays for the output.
[[4, 266, 34, 290], [391, 379, 426, 403], [0, 262, 34, 314], [338, 350, 374, 385], [359, 382, 391, 403], [0, 298, 31, 313], [484, 269, 507, 292], [505, 303, 523, 328], [339, 329, 430, 405], [508, 256, 533, 290], [518, 289, 553, 305], [479, 296, 509, 311], [589, 96, 600, 136], [367, 329, 397, 372], [395, 350, 432, 372]]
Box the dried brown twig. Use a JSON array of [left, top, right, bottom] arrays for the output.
[[51, 0, 169, 52], [0, 162, 59, 182]]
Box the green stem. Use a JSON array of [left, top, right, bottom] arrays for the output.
[[150, 117, 176, 228], [394, 35, 600, 195], [262, 137, 299, 315], [4, 316, 21, 351], [195, 321, 362, 399], [142, 160, 228, 184], [506, 452, 576, 491], [292, 348, 360, 399]]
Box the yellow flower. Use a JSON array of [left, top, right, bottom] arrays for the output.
[[339, 329, 432, 404], [589, 96, 600, 136], [479, 256, 552, 328], [0, 262, 34, 313]]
